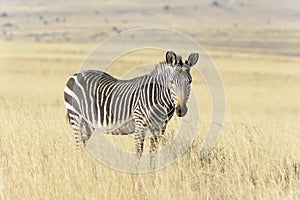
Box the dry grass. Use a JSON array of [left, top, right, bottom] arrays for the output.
[[0, 40, 299, 199]]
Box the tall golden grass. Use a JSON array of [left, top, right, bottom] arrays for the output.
[[0, 40, 299, 199]]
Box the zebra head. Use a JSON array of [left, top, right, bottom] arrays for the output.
[[166, 51, 199, 117]]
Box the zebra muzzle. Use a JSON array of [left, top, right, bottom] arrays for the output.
[[176, 105, 188, 117]]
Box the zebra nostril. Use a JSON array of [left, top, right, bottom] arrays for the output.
[[176, 107, 182, 116], [176, 106, 187, 117]]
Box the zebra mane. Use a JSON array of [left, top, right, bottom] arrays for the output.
[[149, 59, 193, 84], [150, 62, 173, 76]]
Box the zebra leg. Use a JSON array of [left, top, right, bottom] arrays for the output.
[[80, 120, 93, 146], [150, 134, 159, 170], [150, 123, 168, 153], [150, 134, 159, 153], [159, 123, 169, 147], [133, 126, 146, 173], [72, 126, 81, 150], [66, 111, 82, 150], [161, 124, 167, 135], [134, 127, 146, 159]]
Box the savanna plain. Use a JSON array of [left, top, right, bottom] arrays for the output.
[[0, 0, 300, 199]]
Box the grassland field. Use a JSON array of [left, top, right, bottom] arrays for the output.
[[0, 0, 300, 199], [0, 37, 299, 199]]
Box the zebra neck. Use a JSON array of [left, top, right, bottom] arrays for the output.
[[154, 74, 175, 110]]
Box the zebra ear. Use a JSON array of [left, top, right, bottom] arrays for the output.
[[166, 51, 177, 65], [187, 53, 199, 67]]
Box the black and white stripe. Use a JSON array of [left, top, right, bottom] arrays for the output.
[[64, 51, 199, 157]]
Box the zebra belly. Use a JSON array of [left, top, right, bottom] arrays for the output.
[[93, 118, 135, 135]]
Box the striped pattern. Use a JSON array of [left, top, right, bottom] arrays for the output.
[[64, 51, 198, 157]]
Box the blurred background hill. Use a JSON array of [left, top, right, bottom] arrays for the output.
[[1, 0, 299, 56]]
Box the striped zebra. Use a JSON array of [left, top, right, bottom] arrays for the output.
[[64, 51, 199, 157]]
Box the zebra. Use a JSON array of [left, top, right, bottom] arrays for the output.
[[64, 51, 199, 158]]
